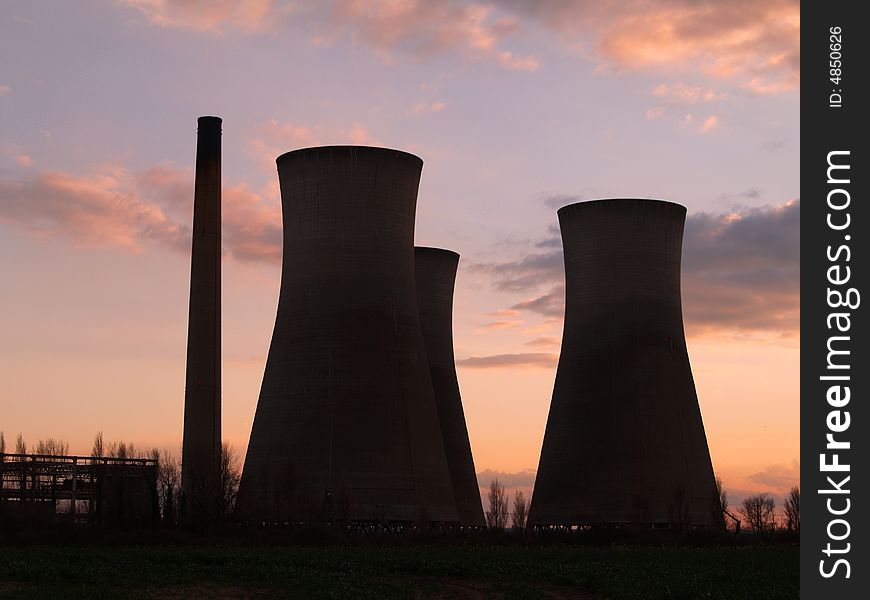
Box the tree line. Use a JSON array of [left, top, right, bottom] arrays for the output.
[[0, 430, 242, 526], [484, 475, 800, 537]]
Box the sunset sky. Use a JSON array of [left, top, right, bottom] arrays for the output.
[[0, 0, 799, 506]]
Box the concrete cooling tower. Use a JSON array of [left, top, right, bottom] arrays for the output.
[[414, 247, 485, 527], [237, 146, 458, 523], [528, 199, 718, 527], [181, 116, 222, 515]]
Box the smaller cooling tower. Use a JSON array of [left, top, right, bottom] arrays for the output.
[[415, 247, 486, 527], [528, 199, 718, 527]]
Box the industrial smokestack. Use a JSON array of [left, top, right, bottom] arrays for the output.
[[528, 199, 718, 527], [237, 146, 457, 523], [414, 247, 485, 527], [181, 116, 222, 519]]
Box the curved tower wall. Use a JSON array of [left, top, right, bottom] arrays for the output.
[[414, 247, 486, 527], [528, 199, 718, 526], [181, 116, 222, 512], [237, 146, 457, 523]]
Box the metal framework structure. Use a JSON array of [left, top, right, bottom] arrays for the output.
[[0, 453, 158, 527]]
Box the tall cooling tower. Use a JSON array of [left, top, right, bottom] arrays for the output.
[[181, 116, 222, 512], [414, 247, 486, 527], [528, 199, 718, 527], [237, 146, 458, 523]]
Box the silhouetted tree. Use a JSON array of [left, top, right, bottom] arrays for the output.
[[740, 493, 775, 539], [784, 486, 800, 533], [711, 476, 727, 529], [152, 449, 180, 524], [220, 442, 241, 517], [91, 432, 105, 458], [14, 434, 27, 490], [511, 490, 528, 531], [35, 438, 69, 456], [486, 478, 508, 529], [0, 431, 5, 454]]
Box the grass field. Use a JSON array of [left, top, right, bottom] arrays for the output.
[[0, 542, 797, 599]]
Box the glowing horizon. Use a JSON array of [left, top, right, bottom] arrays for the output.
[[0, 0, 799, 509]]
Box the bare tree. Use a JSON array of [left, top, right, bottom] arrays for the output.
[[784, 486, 800, 533], [0, 431, 5, 454], [511, 490, 528, 531], [35, 438, 69, 456], [220, 442, 241, 517], [740, 493, 776, 539], [106, 440, 139, 460], [711, 476, 727, 529], [91, 431, 105, 458], [153, 449, 180, 524], [486, 478, 508, 529], [15, 434, 26, 455]]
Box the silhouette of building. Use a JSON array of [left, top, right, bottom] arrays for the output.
[[528, 199, 718, 527], [181, 116, 222, 518], [237, 146, 457, 523], [0, 452, 158, 529], [414, 247, 485, 527]]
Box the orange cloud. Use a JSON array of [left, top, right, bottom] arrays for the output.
[[495, 0, 799, 93], [524, 336, 559, 349], [457, 352, 557, 369], [0, 167, 187, 251], [700, 114, 719, 133], [0, 164, 282, 263], [475, 320, 522, 333]]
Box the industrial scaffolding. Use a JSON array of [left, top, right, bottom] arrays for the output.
[[0, 453, 158, 527]]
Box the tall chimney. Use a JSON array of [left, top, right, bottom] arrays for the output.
[[181, 116, 222, 520]]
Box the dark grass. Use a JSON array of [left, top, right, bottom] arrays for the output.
[[0, 543, 798, 599]]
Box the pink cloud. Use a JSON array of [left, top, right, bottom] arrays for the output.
[[524, 336, 559, 349], [120, 0, 539, 72], [456, 352, 557, 369], [700, 114, 719, 133], [323, 1, 538, 71], [0, 164, 282, 263], [411, 101, 447, 115], [652, 83, 722, 104], [494, 0, 799, 93], [248, 120, 381, 171], [117, 0, 290, 33], [15, 155, 33, 167]]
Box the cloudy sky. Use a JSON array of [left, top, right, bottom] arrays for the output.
[[0, 0, 799, 504]]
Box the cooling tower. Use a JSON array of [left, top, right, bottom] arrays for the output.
[[528, 199, 718, 527], [414, 247, 486, 527], [237, 146, 458, 523], [181, 116, 222, 512]]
